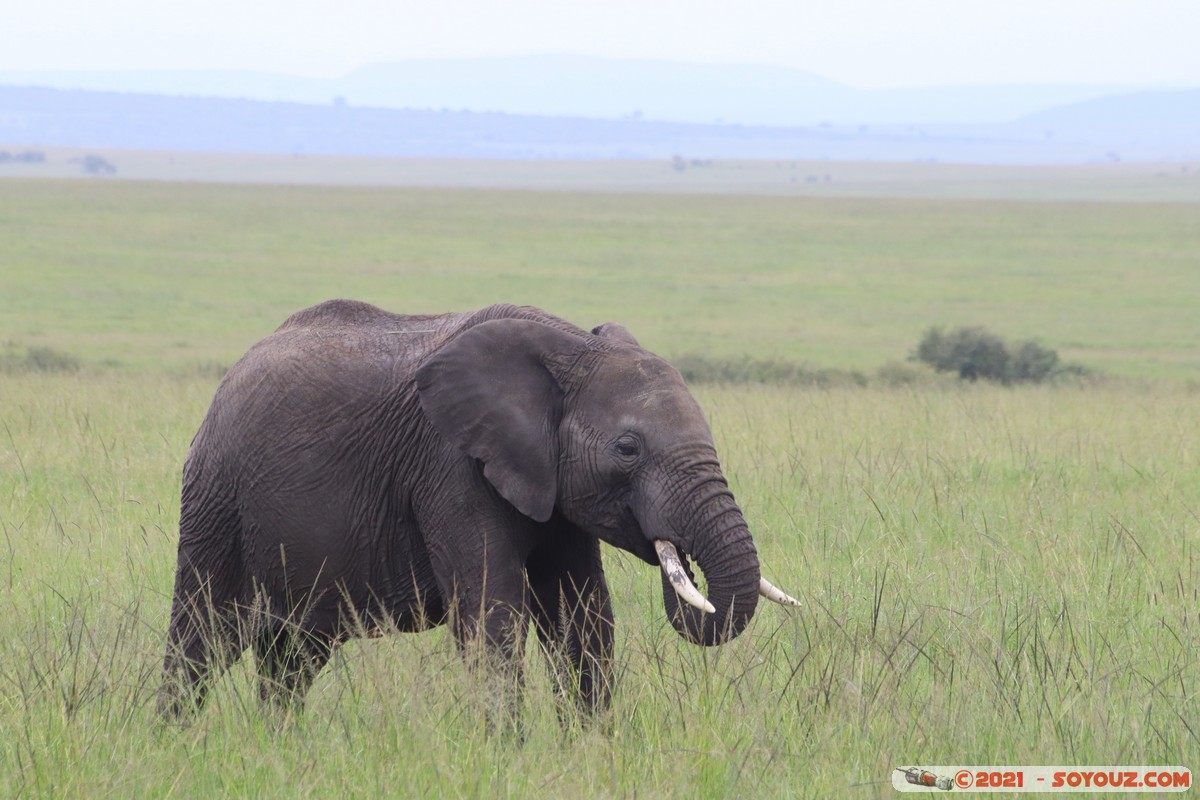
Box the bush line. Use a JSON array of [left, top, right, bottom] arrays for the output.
[[0, 343, 81, 374], [0, 328, 1098, 387]]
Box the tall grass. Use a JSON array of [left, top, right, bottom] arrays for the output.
[[2, 372, 1196, 797], [2, 178, 1196, 795]]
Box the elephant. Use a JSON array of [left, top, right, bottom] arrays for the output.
[[159, 299, 799, 722]]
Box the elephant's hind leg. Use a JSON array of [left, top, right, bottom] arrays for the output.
[[158, 575, 251, 719], [158, 497, 249, 719], [254, 626, 334, 712]]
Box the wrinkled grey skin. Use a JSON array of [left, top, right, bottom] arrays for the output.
[[160, 300, 761, 720]]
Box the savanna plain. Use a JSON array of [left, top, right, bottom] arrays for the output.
[[1, 171, 1199, 798]]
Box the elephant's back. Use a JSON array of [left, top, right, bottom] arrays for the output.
[[224, 301, 459, 397], [191, 304, 428, 466], [275, 298, 446, 335], [198, 298, 587, 445]]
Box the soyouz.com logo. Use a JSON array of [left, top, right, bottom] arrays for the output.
[[894, 766, 1191, 792]]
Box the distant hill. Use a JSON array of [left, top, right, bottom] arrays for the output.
[[1018, 88, 1200, 133], [0, 55, 1133, 126], [1, 84, 1196, 164]]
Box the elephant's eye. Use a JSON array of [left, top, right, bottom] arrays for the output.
[[614, 437, 641, 459]]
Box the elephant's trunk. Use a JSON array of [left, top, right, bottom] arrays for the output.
[[643, 454, 761, 646]]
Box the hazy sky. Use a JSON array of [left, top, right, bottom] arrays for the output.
[[4, 0, 1198, 88]]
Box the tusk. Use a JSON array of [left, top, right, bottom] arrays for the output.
[[654, 540, 716, 615], [759, 577, 802, 607]]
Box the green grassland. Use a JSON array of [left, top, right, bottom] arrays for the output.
[[3, 178, 1199, 378], [1, 175, 1199, 797]]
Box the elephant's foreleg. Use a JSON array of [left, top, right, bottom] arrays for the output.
[[526, 523, 615, 719], [430, 525, 533, 735], [452, 598, 528, 736]]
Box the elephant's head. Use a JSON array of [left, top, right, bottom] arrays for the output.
[[416, 316, 799, 645]]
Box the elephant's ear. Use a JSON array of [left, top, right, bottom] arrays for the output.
[[416, 319, 586, 523], [591, 322, 641, 347]]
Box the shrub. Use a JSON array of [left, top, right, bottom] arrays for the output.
[[914, 325, 1010, 382], [76, 155, 116, 175], [1009, 339, 1060, 383]]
